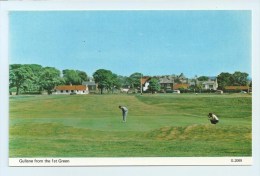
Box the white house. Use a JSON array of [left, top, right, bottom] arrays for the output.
[[141, 76, 151, 91], [54, 85, 89, 95], [201, 78, 218, 90]]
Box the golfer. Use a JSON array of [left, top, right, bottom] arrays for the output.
[[119, 105, 128, 122], [208, 113, 219, 124]]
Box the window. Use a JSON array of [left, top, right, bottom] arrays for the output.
[[61, 90, 63, 93], [66, 90, 69, 93]]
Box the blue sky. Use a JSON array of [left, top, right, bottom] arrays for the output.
[[9, 10, 251, 78]]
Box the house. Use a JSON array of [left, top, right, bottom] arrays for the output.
[[197, 77, 218, 90], [159, 76, 175, 91], [177, 73, 188, 84], [141, 76, 151, 91], [82, 81, 97, 93], [201, 80, 218, 90], [54, 85, 89, 95]]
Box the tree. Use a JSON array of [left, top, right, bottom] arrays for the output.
[[39, 67, 63, 94], [105, 73, 120, 93], [110, 74, 122, 93], [174, 77, 181, 84], [62, 69, 88, 85], [128, 72, 142, 89], [231, 71, 249, 86], [249, 81, 252, 88], [217, 72, 249, 90], [25, 64, 43, 93], [217, 72, 233, 90], [93, 69, 114, 94], [116, 75, 129, 88], [77, 70, 88, 83], [197, 76, 209, 81], [148, 78, 160, 94], [196, 82, 203, 93], [9, 64, 34, 95]]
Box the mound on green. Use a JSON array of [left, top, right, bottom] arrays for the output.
[[9, 94, 252, 157]]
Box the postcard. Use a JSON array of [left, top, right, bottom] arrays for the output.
[[1, 1, 260, 176]]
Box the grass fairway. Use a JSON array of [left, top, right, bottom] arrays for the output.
[[9, 93, 252, 157]]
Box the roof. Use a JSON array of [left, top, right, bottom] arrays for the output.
[[225, 86, 249, 90], [159, 76, 174, 84], [141, 76, 151, 85], [202, 80, 216, 85], [173, 84, 189, 89], [82, 81, 96, 86], [55, 85, 87, 91]]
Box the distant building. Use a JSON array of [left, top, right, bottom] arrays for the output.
[[197, 77, 218, 90], [202, 80, 218, 90], [82, 81, 97, 93], [177, 73, 188, 84], [54, 85, 88, 94], [141, 76, 151, 91], [159, 76, 175, 91]]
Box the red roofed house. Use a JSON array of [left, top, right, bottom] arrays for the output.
[[54, 85, 89, 95], [141, 76, 151, 91]]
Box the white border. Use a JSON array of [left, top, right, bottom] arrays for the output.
[[1, 0, 259, 176], [9, 157, 252, 166], [0, 0, 258, 11]]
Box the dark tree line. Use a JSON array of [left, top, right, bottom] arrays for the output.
[[9, 64, 250, 95], [9, 64, 88, 95], [217, 71, 250, 90], [92, 70, 145, 94], [9, 64, 145, 95]]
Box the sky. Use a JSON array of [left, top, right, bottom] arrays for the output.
[[9, 10, 251, 78]]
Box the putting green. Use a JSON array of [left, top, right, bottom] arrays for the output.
[[9, 93, 252, 157]]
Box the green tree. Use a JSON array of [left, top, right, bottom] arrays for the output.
[[217, 72, 249, 90], [93, 69, 114, 94], [105, 73, 120, 93], [25, 64, 43, 93], [249, 81, 252, 88], [116, 75, 129, 89], [9, 64, 34, 95], [39, 67, 63, 94], [148, 78, 160, 94], [77, 70, 88, 83], [62, 69, 81, 85], [63, 69, 88, 85], [112, 74, 122, 92], [196, 82, 203, 93], [217, 72, 233, 90], [197, 76, 209, 81], [128, 72, 142, 89], [231, 71, 249, 86]]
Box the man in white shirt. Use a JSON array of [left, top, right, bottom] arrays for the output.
[[119, 105, 128, 122], [208, 113, 219, 124]]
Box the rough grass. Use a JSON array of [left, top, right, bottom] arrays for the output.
[[9, 93, 252, 157]]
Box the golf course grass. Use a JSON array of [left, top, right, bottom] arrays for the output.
[[9, 93, 252, 157]]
